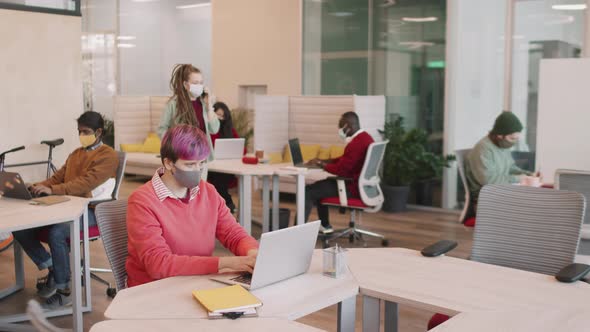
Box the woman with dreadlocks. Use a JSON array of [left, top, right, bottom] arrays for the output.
[[158, 64, 220, 161]]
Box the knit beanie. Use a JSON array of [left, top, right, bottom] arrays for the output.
[[491, 112, 523, 135]]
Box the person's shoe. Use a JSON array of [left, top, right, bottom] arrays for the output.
[[36, 271, 56, 299], [42, 288, 72, 310], [319, 225, 334, 235]]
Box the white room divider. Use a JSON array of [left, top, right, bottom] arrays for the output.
[[537, 58, 590, 179]]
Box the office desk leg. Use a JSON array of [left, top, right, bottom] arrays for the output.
[[272, 175, 280, 231], [262, 176, 270, 233], [384, 301, 398, 332], [82, 209, 91, 311], [362, 295, 380, 332], [337, 295, 356, 332], [295, 173, 305, 225], [70, 214, 83, 331], [241, 175, 252, 234]]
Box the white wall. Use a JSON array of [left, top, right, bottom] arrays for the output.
[[443, 0, 507, 209], [119, 0, 211, 96], [0, 9, 82, 182], [537, 58, 590, 179], [211, 0, 302, 108]]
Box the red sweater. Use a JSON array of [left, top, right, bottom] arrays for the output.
[[126, 179, 259, 287], [324, 131, 374, 197]]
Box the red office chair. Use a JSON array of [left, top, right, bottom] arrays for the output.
[[320, 141, 389, 247]]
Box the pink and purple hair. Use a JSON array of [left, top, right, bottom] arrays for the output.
[[160, 125, 210, 163]]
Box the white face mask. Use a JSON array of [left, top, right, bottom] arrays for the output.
[[338, 127, 348, 141], [189, 84, 204, 97]]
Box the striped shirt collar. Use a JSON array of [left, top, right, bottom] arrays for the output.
[[86, 141, 103, 151], [151, 167, 199, 202]]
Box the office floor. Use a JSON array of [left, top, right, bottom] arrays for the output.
[[0, 176, 472, 331]]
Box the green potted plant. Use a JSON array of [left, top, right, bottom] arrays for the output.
[[380, 116, 454, 212], [231, 107, 254, 152], [102, 115, 115, 148]]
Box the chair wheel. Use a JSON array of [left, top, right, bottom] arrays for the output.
[[381, 239, 389, 247], [322, 240, 329, 248], [349, 234, 354, 243], [107, 288, 117, 298]]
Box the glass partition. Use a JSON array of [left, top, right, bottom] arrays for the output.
[[0, 0, 80, 16]]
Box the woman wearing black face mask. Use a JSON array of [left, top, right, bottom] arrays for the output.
[[208, 102, 244, 213]]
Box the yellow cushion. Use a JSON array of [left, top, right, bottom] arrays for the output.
[[120, 144, 143, 153], [267, 152, 283, 164], [141, 132, 161, 153], [283, 144, 320, 163], [330, 145, 345, 159], [317, 147, 330, 160]]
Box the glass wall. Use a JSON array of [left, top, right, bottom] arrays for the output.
[[0, 0, 79, 15], [303, 0, 447, 207], [511, 0, 585, 153]]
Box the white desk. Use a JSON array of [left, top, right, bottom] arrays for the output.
[[347, 248, 590, 332], [104, 250, 359, 332], [432, 309, 590, 331], [90, 318, 324, 332], [0, 196, 90, 332], [208, 160, 328, 235]]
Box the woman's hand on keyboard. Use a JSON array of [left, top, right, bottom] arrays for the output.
[[219, 255, 256, 273]]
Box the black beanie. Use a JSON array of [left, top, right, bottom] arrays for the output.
[[491, 112, 523, 136]]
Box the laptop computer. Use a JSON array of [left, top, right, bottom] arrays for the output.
[[211, 220, 321, 290], [214, 138, 245, 160], [0, 172, 69, 205], [288, 138, 322, 169]]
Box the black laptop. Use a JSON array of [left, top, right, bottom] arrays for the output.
[[288, 138, 321, 169]]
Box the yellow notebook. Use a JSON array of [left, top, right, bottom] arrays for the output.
[[192, 285, 263, 313]]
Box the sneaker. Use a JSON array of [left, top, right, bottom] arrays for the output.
[[42, 288, 72, 310], [319, 225, 334, 235], [36, 271, 56, 299]]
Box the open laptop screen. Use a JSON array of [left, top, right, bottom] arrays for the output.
[[288, 138, 304, 166]]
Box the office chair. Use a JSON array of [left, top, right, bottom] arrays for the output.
[[320, 141, 389, 247], [555, 169, 590, 261], [428, 184, 586, 329], [87, 151, 127, 297], [455, 148, 475, 227], [94, 199, 129, 297]]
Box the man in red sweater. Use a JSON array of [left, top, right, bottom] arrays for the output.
[[305, 112, 374, 234]]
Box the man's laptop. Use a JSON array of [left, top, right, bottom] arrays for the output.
[[211, 220, 321, 290], [0, 172, 69, 205], [215, 138, 245, 160], [288, 138, 322, 169]]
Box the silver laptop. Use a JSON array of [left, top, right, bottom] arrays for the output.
[[288, 138, 321, 169], [0, 172, 69, 205], [214, 138, 245, 160], [211, 220, 321, 290]]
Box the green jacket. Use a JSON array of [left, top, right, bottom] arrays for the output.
[[157, 97, 220, 161], [465, 136, 532, 199]]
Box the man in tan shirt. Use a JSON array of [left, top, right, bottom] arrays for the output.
[[13, 111, 118, 309]]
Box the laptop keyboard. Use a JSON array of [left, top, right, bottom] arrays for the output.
[[230, 273, 252, 285]]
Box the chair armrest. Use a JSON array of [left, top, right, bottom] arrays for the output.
[[555, 263, 590, 283], [325, 177, 353, 207], [89, 199, 115, 210], [420, 240, 458, 257]]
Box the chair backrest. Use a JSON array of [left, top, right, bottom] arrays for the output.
[[471, 184, 586, 275], [455, 149, 472, 221], [555, 169, 590, 226], [358, 140, 388, 209], [27, 300, 70, 332], [111, 151, 127, 200], [95, 199, 129, 291]]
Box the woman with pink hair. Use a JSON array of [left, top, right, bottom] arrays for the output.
[[125, 125, 259, 287]]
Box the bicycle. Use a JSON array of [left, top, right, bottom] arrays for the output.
[[0, 138, 64, 179]]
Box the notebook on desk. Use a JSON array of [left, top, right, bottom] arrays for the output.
[[192, 284, 261, 319]]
